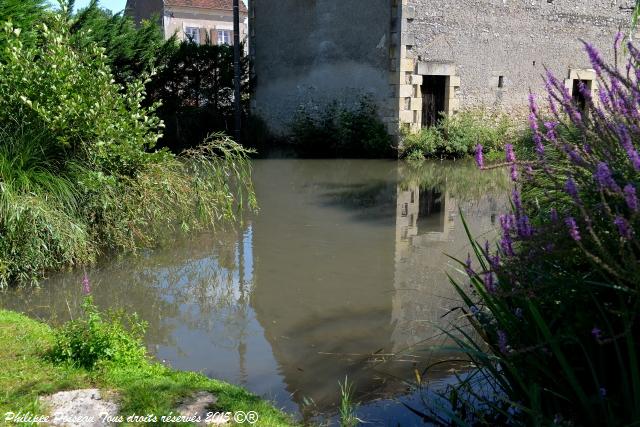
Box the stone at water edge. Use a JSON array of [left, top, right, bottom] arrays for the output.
[[177, 391, 226, 425]]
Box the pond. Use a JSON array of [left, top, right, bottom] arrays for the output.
[[1, 159, 509, 425]]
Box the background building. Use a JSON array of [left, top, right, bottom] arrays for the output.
[[125, 0, 248, 45], [250, 0, 630, 136]]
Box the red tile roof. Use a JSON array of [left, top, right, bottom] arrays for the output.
[[165, 0, 247, 12]]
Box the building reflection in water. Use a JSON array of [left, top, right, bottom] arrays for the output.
[[0, 159, 508, 422]]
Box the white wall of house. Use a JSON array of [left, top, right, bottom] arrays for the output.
[[163, 6, 248, 46]]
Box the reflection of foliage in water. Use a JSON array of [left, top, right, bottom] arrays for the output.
[[399, 160, 510, 200], [0, 224, 255, 353]]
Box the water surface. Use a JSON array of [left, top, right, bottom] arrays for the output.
[[1, 159, 508, 425]]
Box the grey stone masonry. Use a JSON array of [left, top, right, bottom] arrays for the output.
[[251, 0, 632, 137]]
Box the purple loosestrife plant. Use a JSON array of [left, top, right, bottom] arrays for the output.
[[82, 273, 91, 295], [437, 36, 640, 426], [475, 144, 484, 169], [565, 217, 581, 241], [624, 184, 639, 212]]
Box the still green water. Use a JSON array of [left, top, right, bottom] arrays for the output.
[[1, 159, 508, 424]]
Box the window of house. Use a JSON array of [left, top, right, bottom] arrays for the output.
[[218, 30, 231, 45], [185, 27, 200, 44]]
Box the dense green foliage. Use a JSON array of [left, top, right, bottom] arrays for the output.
[[421, 39, 640, 425], [50, 296, 147, 369], [145, 40, 250, 151], [0, 11, 254, 286], [70, 0, 174, 85], [401, 111, 520, 160], [0, 0, 46, 56], [0, 309, 297, 425], [290, 99, 395, 158]]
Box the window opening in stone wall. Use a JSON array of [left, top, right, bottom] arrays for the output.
[[498, 76, 504, 88], [422, 76, 447, 127]]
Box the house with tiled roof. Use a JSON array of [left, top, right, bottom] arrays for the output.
[[125, 0, 248, 46]]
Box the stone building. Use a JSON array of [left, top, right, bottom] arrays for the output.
[[250, 0, 631, 136], [125, 0, 248, 46]]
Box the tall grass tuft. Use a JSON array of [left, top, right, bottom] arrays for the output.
[[338, 376, 359, 427]]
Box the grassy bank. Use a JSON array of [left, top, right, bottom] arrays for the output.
[[0, 309, 296, 426]]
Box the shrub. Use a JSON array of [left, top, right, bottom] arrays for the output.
[[0, 12, 255, 286], [401, 110, 518, 159], [50, 279, 147, 369], [422, 36, 640, 425], [290, 98, 395, 158]]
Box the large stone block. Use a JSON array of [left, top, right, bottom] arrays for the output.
[[417, 61, 457, 76], [400, 58, 416, 72], [399, 84, 414, 97]]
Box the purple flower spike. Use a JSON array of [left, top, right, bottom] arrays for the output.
[[82, 273, 91, 295], [497, 330, 508, 354], [499, 214, 516, 256], [615, 32, 624, 51], [483, 272, 497, 293], [565, 217, 581, 241], [550, 208, 559, 222], [475, 144, 484, 169], [505, 144, 516, 163], [528, 93, 539, 117], [517, 214, 533, 238], [599, 387, 607, 399], [624, 184, 639, 212], [565, 178, 580, 201], [595, 162, 621, 192], [512, 189, 522, 212], [544, 121, 558, 145], [584, 43, 603, 74], [534, 133, 545, 157], [465, 253, 475, 276], [614, 215, 633, 239], [617, 125, 640, 171], [501, 234, 515, 257], [510, 164, 518, 182]]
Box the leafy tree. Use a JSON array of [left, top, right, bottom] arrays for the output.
[[145, 41, 250, 150], [69, 0, 175, 84]]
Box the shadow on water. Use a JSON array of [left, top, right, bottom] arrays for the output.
[[0, 159, 509, 425]]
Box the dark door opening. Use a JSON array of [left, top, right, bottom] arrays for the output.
[[422, 76, 447, 127], [572, 79, 591, 111]]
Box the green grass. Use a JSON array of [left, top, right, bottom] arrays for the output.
[[400, 110, 522, 160], [0, 310, 297, 426]]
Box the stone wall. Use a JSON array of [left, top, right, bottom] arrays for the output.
[[251, 0, 632, 137], [399, 0, 632, 129], [251, 0, 396, 135]]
